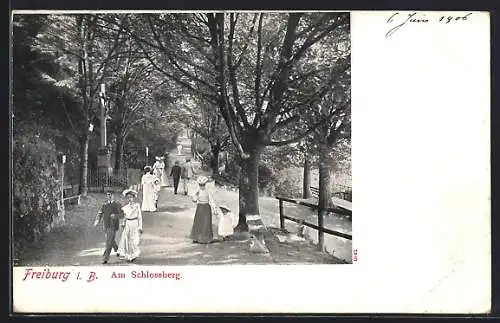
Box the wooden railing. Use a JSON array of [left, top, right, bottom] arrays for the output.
[[310, 186, 352, 202], [276, 195, 352, 251], [62, 184, 81, 206]]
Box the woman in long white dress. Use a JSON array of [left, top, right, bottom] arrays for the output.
[[141, 166, 157, 212], [153, 156, 167, 187], [118, 189, 143, 262]]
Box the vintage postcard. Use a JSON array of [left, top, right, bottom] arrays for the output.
[[10, 10, 490, 313]]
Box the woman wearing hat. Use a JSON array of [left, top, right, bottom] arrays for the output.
[[190, 176, 217, 244], [141, 166, 157, 212], [117, 189, 143, 262], [153, 156, 167, 187]]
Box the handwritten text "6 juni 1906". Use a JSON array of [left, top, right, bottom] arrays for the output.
[[386, 12, 473, 39]]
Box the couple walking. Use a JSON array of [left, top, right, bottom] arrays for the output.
[[169, 158, 195, 196], [94, 189, 143, 264]]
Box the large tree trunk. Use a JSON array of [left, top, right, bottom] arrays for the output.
[[210, 143, 221, 173], [318, 144, 333, 212], [303, 155, 312, 199], [317, 144, 333, 250], [114, 134, 124, 171], [234, 147, 262, 232], [78, 133, 89, 196]]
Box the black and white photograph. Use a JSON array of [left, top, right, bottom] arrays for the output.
[[12, 12, 352, 267]]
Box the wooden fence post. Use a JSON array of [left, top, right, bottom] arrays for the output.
[[279, 199, 285, 230], [59, 155, 66, 222]]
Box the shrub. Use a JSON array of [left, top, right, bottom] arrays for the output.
[[12, 133, 61, 258], [273, 167, 304, 198], [199, 151, 212, 171], [258, 163, 276, 196]]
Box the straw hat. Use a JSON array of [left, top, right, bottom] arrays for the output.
[[219, 205, 231, 213], [122, 188, 138, 197], [197, 176, 209, 185]]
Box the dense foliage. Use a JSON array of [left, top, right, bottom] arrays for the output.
[[12, 131, 61, 258]]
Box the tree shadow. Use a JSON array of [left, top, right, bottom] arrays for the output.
[[155, 206, 190, 213]]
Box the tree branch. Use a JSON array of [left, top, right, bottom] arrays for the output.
[[253, 13, 265, 128], [146, 16, 217, 93], [266, 117, 329, 147], [209, 13, 249, 159], [227, 14, 251, 129], [234, 13, 259, 69], [290, 14, 349, 67], [134, 33, 218, 105], [263, 13, 302, 133]]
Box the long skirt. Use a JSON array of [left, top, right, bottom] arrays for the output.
[[142, 183, 156, 212], [190, 203, 213, 243], [160, 170, 168, 187], [118, 219, 141, 261]]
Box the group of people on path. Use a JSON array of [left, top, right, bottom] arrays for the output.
[[169, 158, 195, 195], [140, 156, 168, 212], [93, 157, 237, 264], [141, 157, 195, 213], [94, 189, 142, 263]]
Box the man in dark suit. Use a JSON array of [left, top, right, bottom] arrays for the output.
[[169, 160, 182, 194], [94, 190, 124, 264]]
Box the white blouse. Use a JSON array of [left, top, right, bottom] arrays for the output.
[[122, 202, 143, 230], [153, 161, 165, 170], [141, 173, 155, 185], [192, 188, 220, 217]]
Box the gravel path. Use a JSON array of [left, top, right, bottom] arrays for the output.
[[16, 139, 351, 266], [17, 186, 347, 266]]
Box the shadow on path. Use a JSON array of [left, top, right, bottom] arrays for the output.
[[16, 186, 344, 266], [16, 142, 346, 266]]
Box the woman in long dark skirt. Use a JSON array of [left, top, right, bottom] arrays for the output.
[[190, 176, 217, 243]]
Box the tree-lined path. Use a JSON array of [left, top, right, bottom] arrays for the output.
[[13, 13, 352, 267], [18, 189, 345, 266], [17, 135, 347, 266]]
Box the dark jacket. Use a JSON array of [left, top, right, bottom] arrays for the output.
[[170, 165, 182, 179], [96, 201, 123, 231]]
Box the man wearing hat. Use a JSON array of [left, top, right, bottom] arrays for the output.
[[169, 160, 182, 194], [181, 157, 196, 196], [94, 190, 124, 264]]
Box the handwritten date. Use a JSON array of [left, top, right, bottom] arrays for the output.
[[386, 12, 472, 39]]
